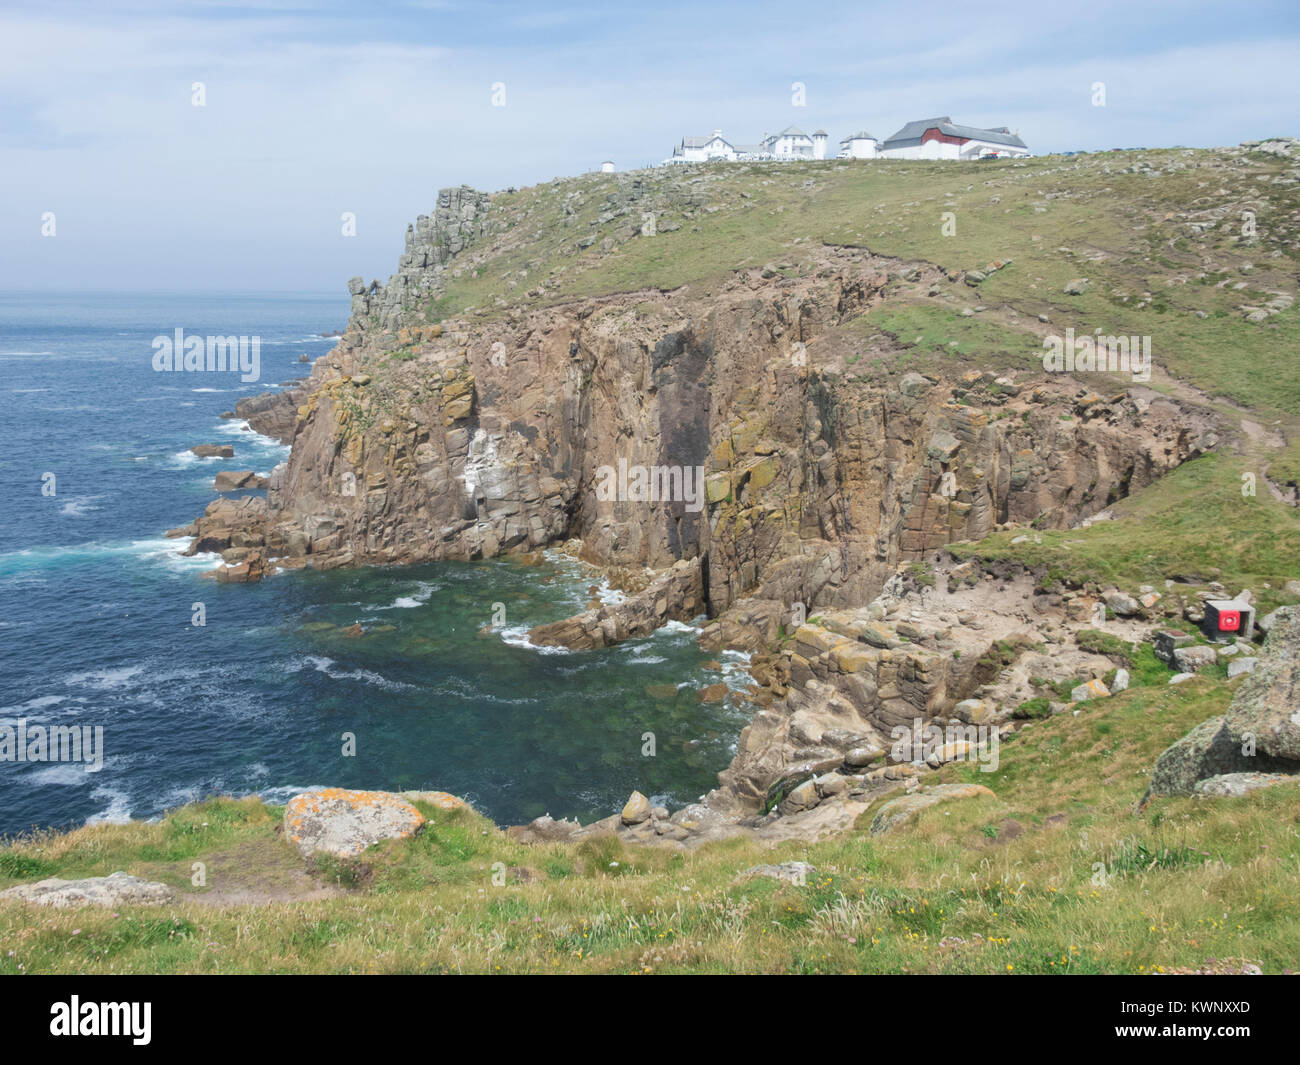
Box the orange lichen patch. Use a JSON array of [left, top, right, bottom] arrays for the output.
[[283, 788, 426, 857]]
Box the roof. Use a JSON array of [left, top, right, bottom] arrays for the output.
[[840, 130, 876, 142], [880, 116, 1027, 150], [680, 133, 733, 149]]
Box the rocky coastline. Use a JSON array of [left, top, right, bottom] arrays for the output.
[[160, 175, 1281, 843]]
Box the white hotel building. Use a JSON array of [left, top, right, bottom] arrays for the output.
[[666, 117, 1028, 165]]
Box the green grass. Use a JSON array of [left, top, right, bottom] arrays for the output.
[[409, 149, 1299, 422], [951, 451, 1300, 615], [3, 673, 1297, 974]]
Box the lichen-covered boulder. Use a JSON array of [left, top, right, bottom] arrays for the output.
[[870, 783, 995, 834], [0, 871, 172, 908], [284, 788, 425, 858], [1223, 607, 1300, 761], [1194, 772, 1296, 798], [1148, 716, 1250, 797]]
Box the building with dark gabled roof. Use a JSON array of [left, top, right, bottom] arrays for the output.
[[879, 117, 1028, 160]]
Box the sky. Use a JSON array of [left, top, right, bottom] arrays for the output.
[[1, 0, 1298, 293]]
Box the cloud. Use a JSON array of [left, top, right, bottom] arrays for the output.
[[1, 0, 1295, 291]]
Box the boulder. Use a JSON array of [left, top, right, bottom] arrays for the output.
[[1071, 678, 1110, 702], [843, 745, 884, 769], [1104, 591, 1142, 617], [1149, 717, 1251, 796], [284, 788, 426, 858], [213, 470, 263, 492], [190, 444, 234, 459], [953, 697, 997, 724], [1194, 772, 1296, 798], [400, 790, 469, 811], [870, 783, 995, 834], [737, 861, 815, 884], [1173, 644, 1218, 673], [1223, 608, 1300, 761], [778, 778, 821, 815], [1227, 657, 1259, 679], [0, 871, 172, 908], [620, 790, 652, 825]]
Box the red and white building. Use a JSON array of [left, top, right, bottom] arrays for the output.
[[878, 117, 1028, 160]]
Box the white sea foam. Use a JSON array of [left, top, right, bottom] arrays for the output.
[[0, 694, 65, 716], [374, 581, 440, 610], [286, 655, 418, 692], [59, 495, 103, 517], [498, 624, 573, 655], [27, 763, 96, 786], [0, 538, 222, 577], [86, 786, 133, 825], [64, 664, 145, 690]]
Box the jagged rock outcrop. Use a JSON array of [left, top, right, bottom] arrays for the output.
[[235, 383, 310, 445], [202, 205, 1214, 607], [347, 186, 494, 330], [172, 183, 1225, 824], [529, 557, 703, 650]]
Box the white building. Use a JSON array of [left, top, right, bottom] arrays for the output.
[[878, 117, 1029, 160], [665, 125, 827, 164], [759, 126, 828, 160], [600, 160, 615, 173], [667, 129, 739, 163], [839, 130, 879, 159]]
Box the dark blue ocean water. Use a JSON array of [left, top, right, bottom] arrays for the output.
[[0, 293, 747, 836]]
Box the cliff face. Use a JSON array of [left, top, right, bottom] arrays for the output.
[[170, 178, 1228, 816], [239, 196, 1214, 618]]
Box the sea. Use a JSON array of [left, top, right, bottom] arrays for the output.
[[0, 292, 749, 836]]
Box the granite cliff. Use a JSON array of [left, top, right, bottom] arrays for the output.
[[179, 161, 1251, 824]]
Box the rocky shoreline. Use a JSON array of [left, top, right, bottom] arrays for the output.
[[153, 173, 1278, 844]]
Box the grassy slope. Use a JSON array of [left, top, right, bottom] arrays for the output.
[[436, 148, 1299, 417], [950, 450, 1300, 615], [1, 676, 1296, 974]]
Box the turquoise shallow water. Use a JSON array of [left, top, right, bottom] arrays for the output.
[[0, 293, 748, 835]]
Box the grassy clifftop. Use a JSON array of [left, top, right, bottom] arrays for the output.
[[427, 144, 1298, 417], [1, 673, 1295, 973]]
